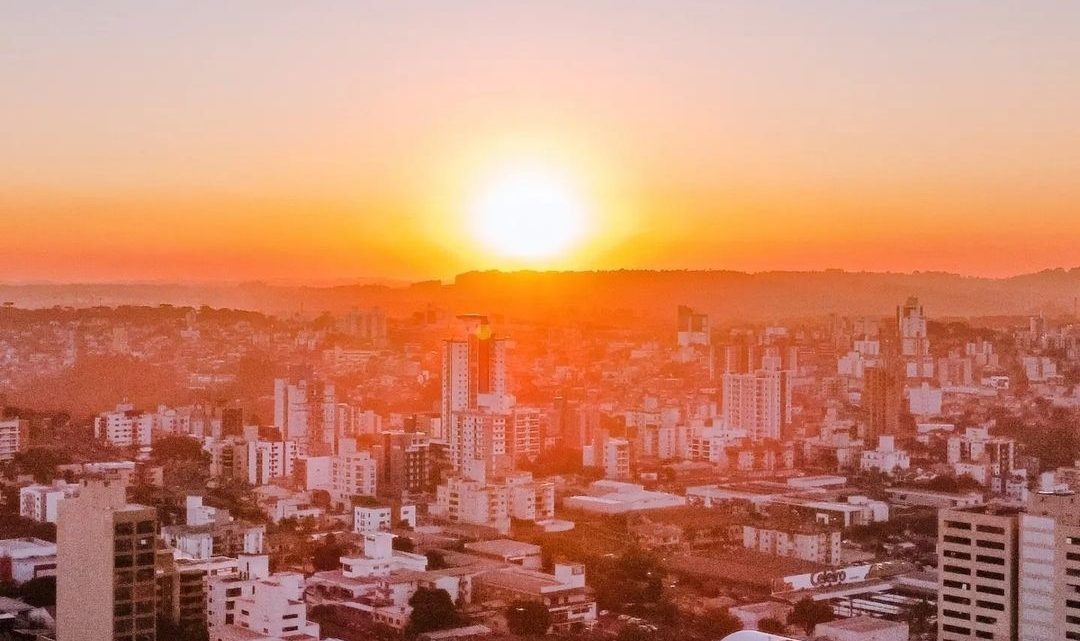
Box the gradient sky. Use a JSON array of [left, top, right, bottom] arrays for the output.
[[4, 1, 1080, 283]]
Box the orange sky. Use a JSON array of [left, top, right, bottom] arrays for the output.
[[4, 2, 1080, 282]]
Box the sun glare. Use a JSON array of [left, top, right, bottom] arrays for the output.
[[467, 164, 590, 262]]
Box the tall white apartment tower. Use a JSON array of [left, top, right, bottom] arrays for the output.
[[273, 377, 310, 441], [721, 370, 792, 440], [442, 315, 510, 473], [1018, 490, 1080, 641], [898, 296, 934, 380]]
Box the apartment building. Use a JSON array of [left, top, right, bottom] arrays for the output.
[[1018, 490, 1080, 641], [19, 480, 80, 522], [937, 504, 1020, 641], [0, 417, 29, 461]]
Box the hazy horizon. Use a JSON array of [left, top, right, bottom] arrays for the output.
[[6, 1, 1080, 282]]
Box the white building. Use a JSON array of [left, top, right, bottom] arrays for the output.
[[0, 537, 57, 584], [206, 554, 270, 628], [354, 502, 418, 533], [0, 417, 28, 461], [897, 296, 934, 380], [1023, 355, 1058, 382], [721, 370, 792, 439], [433, 470, 554, 535], [563, 480, 686, 514], [231, 572, 320, 639], [340, 532, 428, 578], [603, 438, 631, 480], [93, 403, 154, 448], [237, 439, 299, 486], [19, 481, 81, 523], [330, 444, 377, 504], [860, 435, 911, 476], [742, 523, 842, 566]]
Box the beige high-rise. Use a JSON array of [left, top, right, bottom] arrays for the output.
[[938, 504, 1020, 641], [57, 478, 158, 641]]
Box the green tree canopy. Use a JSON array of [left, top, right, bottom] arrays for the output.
[[506, 600, 552, 636], [406, 587, 462, 637]]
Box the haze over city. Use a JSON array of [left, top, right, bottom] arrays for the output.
[[4, 4, 1080, 641]]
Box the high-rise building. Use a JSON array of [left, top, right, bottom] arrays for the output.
[[721, 370, 792, 440], [375, 430, 439, 499], [57, 478, 159, 641], [603, 438, 631, 480], [862, 366, 904, 440], [937, 504, 1020, 641], [898, 296, 934, 380], [0, 417, 29, 461], [677, 305, 710, 347], [441, 314, 508, 429], [1018, 490, 1080, 641]]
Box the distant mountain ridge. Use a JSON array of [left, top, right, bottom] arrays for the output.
[[2, 268, 1079, 322]]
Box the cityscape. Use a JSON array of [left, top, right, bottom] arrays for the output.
[[5, 3, 1080, 641]]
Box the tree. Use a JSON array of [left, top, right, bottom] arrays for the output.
[[426, 550, 448, 570], [902, 598, 935, 636], [406, 587, 462, 637], [758, 617, 786, 634], [393, 536, 416, 553], [616, 624, 652, 641], [788, 597, 835, 635], [12, 447, 71, 484], [506, 600, 552, 636], [697, 607, 742, 639], [311, 534, 346, 571], [18, 576, 56, 607]]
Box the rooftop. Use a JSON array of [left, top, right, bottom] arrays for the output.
[[464, 539, 541, 558]]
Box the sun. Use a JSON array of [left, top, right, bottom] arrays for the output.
[[467, 164, 590, 261]]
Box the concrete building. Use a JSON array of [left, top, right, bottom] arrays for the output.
[[721, 369, 792, 440], [815, 616, 908, 641], [0, 417, 29, 461], [563, 480, 686, 514], [236, 438, 299, 486], [206, 555, 270, 628], [742, 521, 842, 566], [19, 480, 80, 523], [94, 404, 155, 448], [57, 478, 159, 641], [937, 504, 1020, 641], [354, 501, 417, 533], [330, 444, 378, 504], [441, 314, 508, 432], [0, 537, 57, 584], [677, 305, 710, 347], [603, 437, 631, 480], [898, 296, 934, 380], [859, 435, 911, 476], [473, 563, 596, 632], [1018, 490, 1080, 641], [433, 470, 554, 534], [862, 366, 903, 440]]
